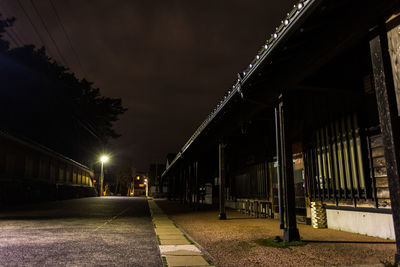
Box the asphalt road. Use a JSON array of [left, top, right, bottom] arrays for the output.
[[0, 196, 162, 267]]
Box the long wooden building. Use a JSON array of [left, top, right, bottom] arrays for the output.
[[0, 130, 96, 204], [161, 0, 400, 262]]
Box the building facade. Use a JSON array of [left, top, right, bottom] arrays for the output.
[[162, 0, 400, 261]]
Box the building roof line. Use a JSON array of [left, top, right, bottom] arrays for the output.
[[0, 129, 93, 172]]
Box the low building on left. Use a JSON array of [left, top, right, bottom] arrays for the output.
[[0, 130, 97, 205]]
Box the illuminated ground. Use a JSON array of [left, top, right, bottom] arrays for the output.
[[156, 200, 397, 267], [0, 196, 162, 266]]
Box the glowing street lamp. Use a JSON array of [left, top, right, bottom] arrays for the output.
[[101, 155, 109, 164], [100, 155, 109, 196], [144, 178, 148, 197]]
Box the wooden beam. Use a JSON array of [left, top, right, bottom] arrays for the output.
[[218, 142, 227, 220], [370, 23, 400, 263], [194, 161, 199, 211]]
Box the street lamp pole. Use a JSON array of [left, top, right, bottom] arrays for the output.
[[100, 160, 104, 196], [100, 155, 109, 197], [145, 178, 149, 197]]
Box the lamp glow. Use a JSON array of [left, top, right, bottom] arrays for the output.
[[100, 155, 109, 163]]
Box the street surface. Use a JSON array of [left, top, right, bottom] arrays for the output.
[[0, 196, 162, 266]]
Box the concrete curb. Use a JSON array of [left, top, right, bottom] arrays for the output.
[[148, 199, 214, 267]]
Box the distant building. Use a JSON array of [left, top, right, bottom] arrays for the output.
[[131, 171, 148, 196], [148, 163, 165, 194]]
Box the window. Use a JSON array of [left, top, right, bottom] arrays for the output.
[[50, 164, 56, 180], [59, 167, 64, 181], [25, 157, 33, 177], [72, 170, 77, 183], [305, 113, 368, 200]]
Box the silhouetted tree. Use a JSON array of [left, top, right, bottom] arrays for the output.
[[0, 14, 127, 165]]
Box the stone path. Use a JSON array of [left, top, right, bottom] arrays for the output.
[[148, 199, 213, 267]]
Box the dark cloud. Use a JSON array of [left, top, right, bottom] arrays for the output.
[[2, 0, 296, 170]]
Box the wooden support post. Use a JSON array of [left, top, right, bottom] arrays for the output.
[[275, 106, 285, 229], [219, 142, 227, 220], [180, 169, 184, 204], [189, 165, 193, 207], [169, 175, 172, 201], [185, 167, 189, 205], [171, 175, 175, 201], [175, 172, 179, 202], [278, 99, 300, 242], [173, 174, 177, 201], [160, 174, 163, 194], [370, 25, 400, 262], [195, 161, 199, 211], [167, 175, 171, 200]]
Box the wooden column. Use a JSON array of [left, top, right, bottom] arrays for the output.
[[188, 165, 193, 207], [277, 98, 300, 242], [160, 173, 163, 194], [275, 106, 285, 229], [195, 161, 199, 211], [184, 167, 189, 205], [180, 169, 184, 204], [172, 174, 176, 201], [218, 142, 227, 220], [174, 172, 178, 202], [370, 25, 400, 262], [168, 175, 172, 201]]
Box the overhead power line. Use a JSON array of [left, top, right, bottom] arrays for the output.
[[5, 31, 20, 47], [29, 0, 68, 67], [48, 0, 87, 78], [16, 0, 47, 49], [9, 28, 24, 46]]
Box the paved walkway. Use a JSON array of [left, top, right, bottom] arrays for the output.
[[0, 197, 162, 266], [148, 199, 213, 267]]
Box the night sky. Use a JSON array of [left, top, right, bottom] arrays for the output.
[[1, 0, 295, 170]]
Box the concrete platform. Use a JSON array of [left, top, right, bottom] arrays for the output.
[[160, 239, 191, 245], [159, 245, 201, 254], [155, 229, 182, 235], [165, 255, 209, 266], [159, 234, 186, 240]]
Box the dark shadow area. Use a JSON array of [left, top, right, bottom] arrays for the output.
[[154, 199, 218, 216], [0, 196, 149, 220], [226, 217, 259, 220]]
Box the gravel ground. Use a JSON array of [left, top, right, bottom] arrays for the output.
[[155, 199, 396, 267]]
